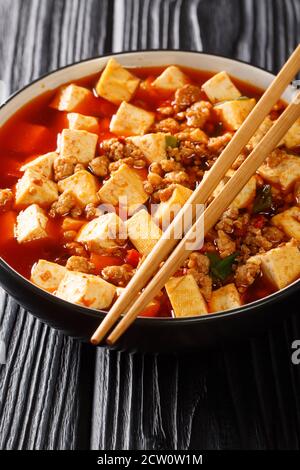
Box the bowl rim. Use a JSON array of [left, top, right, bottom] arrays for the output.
[[0, 48, 299, 327]]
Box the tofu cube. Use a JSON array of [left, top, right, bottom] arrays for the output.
[[257, 153, 300, 191], [15, 169, 58, 207], [215, 98, 256, 130], [202, 71, 241, 104], [15, 204, 48, 243], [126, 209, 162, 256], [20, 152, 57, 178], [57, 170, 99, 206], [77, 212, 126, 252], [210, 283, 242, 313], [256, 241, 300, 289], [231, 174, 257, 209], [67, 113, 98, 133], [272, 206, 300, 240], [281, 118, 300, 149], [247, 116, 274, 150], [31, 260, 67, 292], [59, 129, 98, 164], [165, 274, 208, 317], [153, 184, 193, 228], [96, 58, 140, 105], [128, 133, 168, 163], [98, 163, 149, 215], [110, 102, 155, 136], [152, 66, 188, 91], [56, 271, 116, 309], [51, 84, 92, 111]]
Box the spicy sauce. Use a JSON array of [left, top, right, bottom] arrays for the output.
[[0, 65, 270, 314]]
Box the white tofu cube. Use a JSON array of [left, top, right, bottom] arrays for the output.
[[202, 71, 241, 104], [56, 271, 116, 309], [15, 169, 58, 207], [281, 118, 300, 149], [57, 170, 99, 207], [247, 116, 274, 149], [128, 133, 168, 163], [59, 129, 98, 164], [215, 98, 256, 130], [152, 66, 188, 91], [31, 260, 67, 292], [67, 113, 98, 132], [110, 102, 155, 136], [51, 84, 92, 111], [231, 174, 257, 209], [272, 207, 300, 240], [95, 58, 140, 105], [165, 274, 208, 317], [210, 283, 242, 313], [257, 153, 300, 191], [20, 152, 57, 178], [209, 170, 256, 209], [153, 184, 193, 228], [255, 241, 300, 289], [126, 209, 162, 256], [98, 163, 149, 215], [15, 204, 48, 243], [77, 212, 126, 252]]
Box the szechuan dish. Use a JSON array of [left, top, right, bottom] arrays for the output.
[[0, 58, 299, 318]]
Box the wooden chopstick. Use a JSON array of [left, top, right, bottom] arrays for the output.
[[91, 44, 300, 345], [106, 90, 300, 344]]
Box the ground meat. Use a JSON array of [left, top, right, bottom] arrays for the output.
[[101, 264, 134, 287], [49, 192, 77, 217], [262, 226, 285, 244], [101, 138, 146, 164], [157, 105, 174, 116], [147, 172, 163, 188], [167, 141, 207, 165], [207, 132, 233, 153], [173, 84, 202, 111], [185, 252, 212, 301], [160, 159, 182, 172], [149, 162, 163, 175], [215, 208, 239, 234], [216, 230, 236, 258], [235, 258, 261, 293], [164, 170, 190, 185], [241, 225, 273, 256], [89, 155, 110, 177], [157, 184, 177, 202], [85, 203, 97, 220], [155, 118, 181, 133], [65, 241, 88, 257], [0, 188, 14, 212], [185, 101, 212, 128], [66, 255, 94, 273], [53, 156, 76, 181]]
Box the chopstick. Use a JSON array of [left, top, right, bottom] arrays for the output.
[[91, 44, 300, 345], [107, 89, 300, 345]]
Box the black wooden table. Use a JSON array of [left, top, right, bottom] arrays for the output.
[[0, 0, 300, 450]]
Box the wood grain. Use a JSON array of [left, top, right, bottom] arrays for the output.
[[0, 0, 300, 450]]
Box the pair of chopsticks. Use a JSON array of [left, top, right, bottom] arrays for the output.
[[91, 44, 300, 346]]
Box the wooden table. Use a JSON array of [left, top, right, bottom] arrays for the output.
[[0, 0, 300, 450]]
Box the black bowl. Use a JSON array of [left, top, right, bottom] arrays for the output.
[[0, 50, 298, 353]]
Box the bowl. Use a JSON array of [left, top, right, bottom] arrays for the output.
[[0, 50, 298, 353]]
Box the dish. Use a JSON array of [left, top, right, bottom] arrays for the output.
[[0, 53, 295, 352]]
